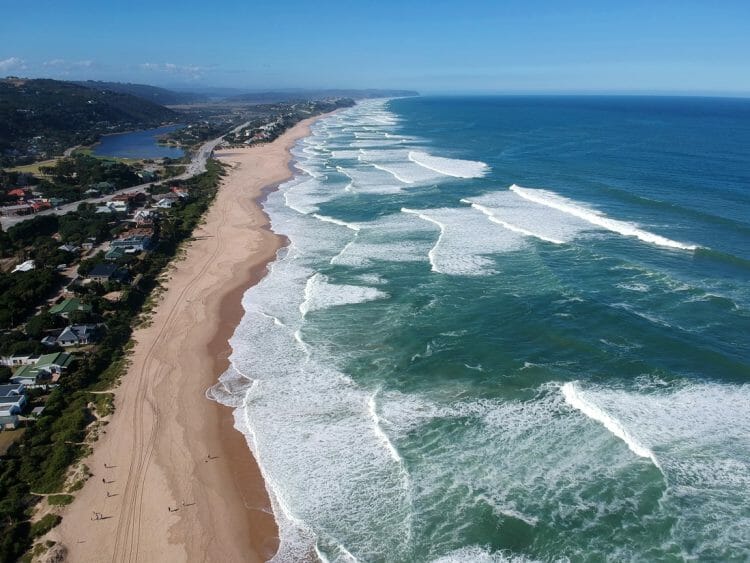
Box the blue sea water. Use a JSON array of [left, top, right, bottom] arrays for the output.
[[92, 124, 184, 159], [211, 96, 750, 562]]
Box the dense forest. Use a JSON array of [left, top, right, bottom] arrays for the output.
[[0, 79, 177, 165], [72, 81, 208, 106]]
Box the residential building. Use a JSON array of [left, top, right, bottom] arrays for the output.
[[12, 259, 35, 273], [0, 383, 27, 429], [49, 297, 92, 319], [41, 324, 100, 347], [87, 263, 128, 284], [110, 227, 154, 252], [0, 354, 39, 367], [11, 352, 74, 386]]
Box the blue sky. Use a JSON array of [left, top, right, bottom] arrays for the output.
[[1, 0, 749, 94]]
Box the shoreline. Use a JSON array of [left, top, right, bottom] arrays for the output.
[[50, 115, 326, 561]]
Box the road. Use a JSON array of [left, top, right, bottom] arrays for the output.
[[0, 123, 248, 230]]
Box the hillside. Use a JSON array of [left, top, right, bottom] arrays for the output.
[[0, 78, 177, 165], [226, 88, 419, 104], [73, 80, 208, 105]]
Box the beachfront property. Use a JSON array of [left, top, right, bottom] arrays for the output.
[[10, 352, 74, 386], [49, 297, 92, 319], [0, 383, 27, 429], [110, 227, 154, 252], [86, 263, 129, 284], [41, 324, 101, 347]]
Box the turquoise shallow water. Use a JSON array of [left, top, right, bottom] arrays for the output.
[[212, 96, 750, 562]]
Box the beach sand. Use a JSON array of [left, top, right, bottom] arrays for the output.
[[50, 117, 323, 562]]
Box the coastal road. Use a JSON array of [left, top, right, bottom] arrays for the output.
[[0, 124, 248, 230]]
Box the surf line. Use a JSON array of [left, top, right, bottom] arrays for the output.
[[461, 199, 565, 244], [401, 208, 445, 273], [561, 382, 665, 476]]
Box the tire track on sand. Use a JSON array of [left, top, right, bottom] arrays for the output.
[[110, 192, 231, 563]]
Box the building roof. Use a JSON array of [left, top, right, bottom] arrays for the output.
[[0, 396, 23, 405], [88, 263, 119, 278], [12, 259, 35, 273], [49, 297, 92, 315], [0, 383, 25, 397], [36, 352, 74, 368]]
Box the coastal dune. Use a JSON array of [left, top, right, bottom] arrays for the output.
[[51, 117, 324, 561]]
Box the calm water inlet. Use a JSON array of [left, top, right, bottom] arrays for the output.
[[92, 124, 185, 159]]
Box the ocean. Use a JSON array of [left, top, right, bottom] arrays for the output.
[[210, 96, 750, 562]]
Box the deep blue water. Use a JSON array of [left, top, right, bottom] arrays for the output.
[[213, 96, 750, 562], [92, 124, 184, 158]]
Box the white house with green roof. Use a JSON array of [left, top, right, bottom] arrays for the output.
[[11, 352, 75, 386]]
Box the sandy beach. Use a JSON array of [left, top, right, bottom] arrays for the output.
[[50, 117, 323, 562]]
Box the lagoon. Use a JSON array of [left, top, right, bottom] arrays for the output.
[[93, 124, 185, 159]]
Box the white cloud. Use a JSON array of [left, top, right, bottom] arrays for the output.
[[0, 57, 26, 72], [43, 59, 95, 69], [140, 62, 205, 80]]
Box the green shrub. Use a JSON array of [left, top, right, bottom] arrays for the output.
[[30, 514, 61, 539]]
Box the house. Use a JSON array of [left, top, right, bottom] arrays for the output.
[[170, 186, 189, 198], [153, 192, 180, 209], [113, 192, 146, 205], [107, 200, 130, 213], [0, 354, 39, 368], [58, 244, 80, 254], [90, 181, 115, 193], [133, 209, 156, 226], [49, 297, 92, 319], [7, 188, 29, 200], [12, 259, 35, 273], [43, 324, 100, 347], [110, 227, 154, 252], [0, 383, 27, 429], [0, 384, 27, 415], [11, 352, 74, 386], [87, 263, 128, 284], [105, 246, 127, 261]]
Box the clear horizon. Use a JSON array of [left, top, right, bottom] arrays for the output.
[[1, 0, 749, 96]]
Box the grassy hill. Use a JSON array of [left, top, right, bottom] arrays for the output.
[[72, 80, 208, 105], [0, 78, 177, 166]]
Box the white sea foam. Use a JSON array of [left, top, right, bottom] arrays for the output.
[[402, 207, 526, 275], [561, 382, 662, 470], [409, 150, 489, 178], [359, 150, 442, 185], [463, 199, 565, 244], [462, 191, 595, 244], [312, 213, 361, 231], [510, 185, 698, 250], [335, 166, 404, 194], [330, 212, 434, 267], [299, 273, 389, 316]]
